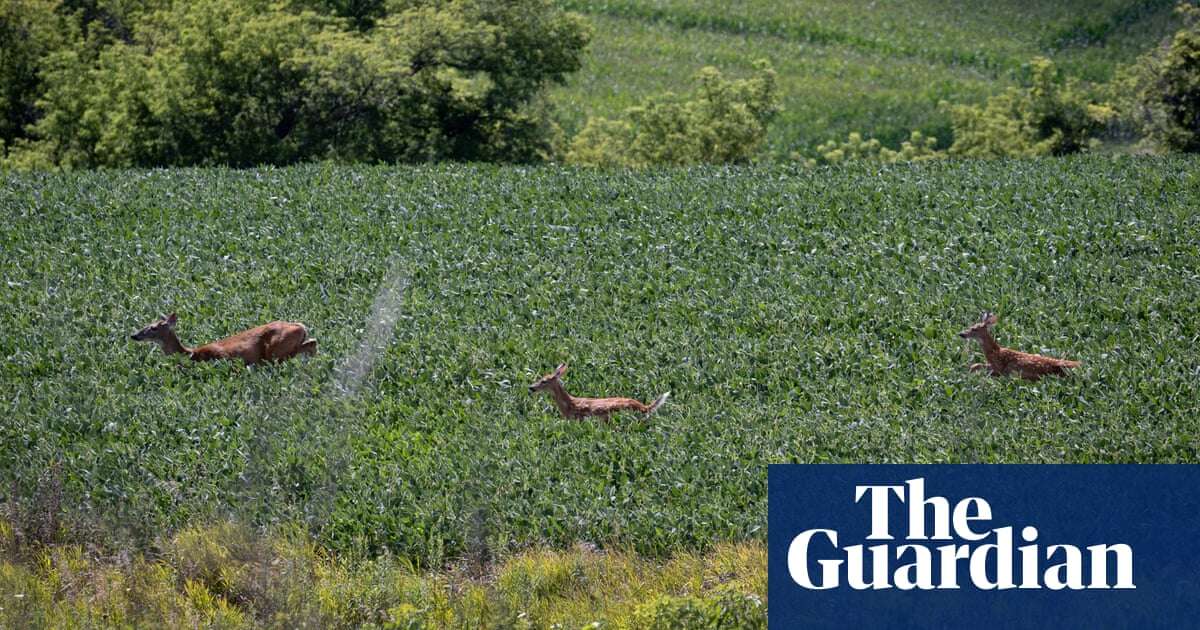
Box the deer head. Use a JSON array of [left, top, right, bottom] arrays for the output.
[[529, 363, 567, 393], [958, 312, 998, 340], [131, 312, 178, 345]]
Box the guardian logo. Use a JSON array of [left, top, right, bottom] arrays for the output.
[[787, 478, 1134, 591], [767, 465, 1200, 629]]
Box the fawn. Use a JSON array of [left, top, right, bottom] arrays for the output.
[[959, 312, 1080, 381], [529, 364, 669, 421], [131, 313, 316, 366]]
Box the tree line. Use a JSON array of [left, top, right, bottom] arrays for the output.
[[1, 0, 590, 167], [2, 1, 1199, 169]]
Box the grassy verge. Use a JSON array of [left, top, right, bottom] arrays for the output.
[[0, 519, 764, 629]]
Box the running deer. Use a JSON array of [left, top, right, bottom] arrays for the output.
[[130, 313, 316, 366], [958, 312, 1080, 381], [528, 364, 669, 421]]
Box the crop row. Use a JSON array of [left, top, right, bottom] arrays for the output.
[[2, 158, 1197, 562]]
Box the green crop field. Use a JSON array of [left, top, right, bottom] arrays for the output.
[[549, 0, 1184, 154], [3, 158, 1197, 567]]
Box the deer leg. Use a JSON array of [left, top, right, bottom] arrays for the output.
[[970, 363, 1002, 376]]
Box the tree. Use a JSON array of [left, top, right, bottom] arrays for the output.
[[0, 0, 73, 155], [4, 0, 589, 168], [943, 57, 1113, 158], [1115, 2, 1200, 152]]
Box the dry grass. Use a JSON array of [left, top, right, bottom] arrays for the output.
[[0, 519, 765, 629]]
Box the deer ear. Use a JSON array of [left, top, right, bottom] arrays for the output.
[[166, 313, 177, 326], [554, 363, 567, 377]]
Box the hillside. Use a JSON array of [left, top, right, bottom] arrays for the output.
[[3, 159, 1197, 564], [550, 0, 1185, 155]]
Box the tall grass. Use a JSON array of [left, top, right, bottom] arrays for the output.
[[0, 519, 765, 628]]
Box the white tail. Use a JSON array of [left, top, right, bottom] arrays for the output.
[[647, 392, 670, 414]]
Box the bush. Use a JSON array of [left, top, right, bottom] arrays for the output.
[[567, 60, 780, 166], [3, 0, 589, 168], [943, 57, 1113, 157], [806, 130, 941, 165], [629, 591, 765, 630], [1115, 2, 1200, 152]]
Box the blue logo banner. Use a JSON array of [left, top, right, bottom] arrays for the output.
[[768, 465, 1200, 629]]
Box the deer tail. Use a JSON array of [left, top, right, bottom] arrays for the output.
[[647, 392, 670, 414]]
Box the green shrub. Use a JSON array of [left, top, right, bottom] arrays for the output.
[[1115, 2, 1200, 152], [3, 0, 589, 168], [943, 57, 1113, 157], [807, 130, 942, 165], [567, 60, 780, 166], [628, 591, 765, 630]]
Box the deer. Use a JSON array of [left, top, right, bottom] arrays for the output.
[[130, 313, 316, 366], [528, 363, 669, 421], [958, 312, 1080, 381]]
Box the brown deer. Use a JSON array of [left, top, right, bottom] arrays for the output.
[[529, 364, 669, 421], [959, 312, 1080, 381], [131, 313, 316, 366]]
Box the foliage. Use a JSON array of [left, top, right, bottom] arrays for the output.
[[0, 0, 73, 154], [292, 0, 388, 30], [58, 0, 161, 41], [551, 1, 1183, 158], [2, 1, 1188, 165], [802, 56, 1125, 165], [942, 57, 1115, 157], [1114, 2, 1200, 151], [0, 519, 766, 629], [806, 130, 942, 166], [567, 61, 779, 166], [2, 0, 589, 168], [630, 592, 765, 629], [1, 160, 1198, 563]]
